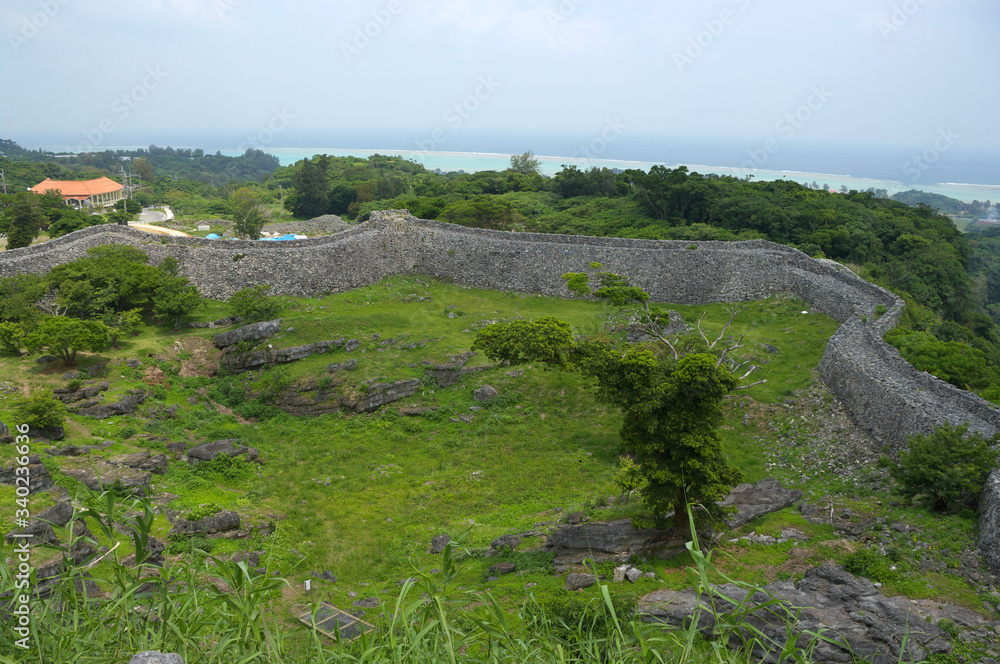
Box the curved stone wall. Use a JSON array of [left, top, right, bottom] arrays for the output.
[[2, 210, 998, 561]]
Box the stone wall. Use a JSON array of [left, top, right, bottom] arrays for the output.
[[3, 210, 997, 449], [980, 471, 1000, 573], [4, 212, 1000, 562]]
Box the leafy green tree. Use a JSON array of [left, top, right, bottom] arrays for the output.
[[473, 318, 743, 533], [25, 316, 109, 365], [4, 192, 46, 249], [0, 321, 25, 355], [101, 308, 144, 347], [154, 277, 201, 331], [291, 157, 329, 218], [11, 392, 67, 430], [440, 195, 525, 231], [47, 245, 163, 319], [509, 151, 541, 175], [885, 329, 1000, 391], [230, 187, 268, 240], [891, 423, 999, 512], [132, 157, 155, 182], [0, 273, 47, 325], [226, 284, 282, 323]]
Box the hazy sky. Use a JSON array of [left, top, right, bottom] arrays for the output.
[[1, 0, 998, 163]]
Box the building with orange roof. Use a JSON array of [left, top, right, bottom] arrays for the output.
[[30, 176, 125, 208]]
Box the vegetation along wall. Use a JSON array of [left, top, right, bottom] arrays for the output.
[[2, 209, 998, 561]]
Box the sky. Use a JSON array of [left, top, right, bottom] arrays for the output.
[[1, 0, 998, 180]]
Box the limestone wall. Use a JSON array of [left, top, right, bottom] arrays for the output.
[[5, 209, 999, 566], [4, 210, 998, 449]]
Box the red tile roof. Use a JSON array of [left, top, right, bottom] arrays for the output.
[[30, 176, 123, 198]]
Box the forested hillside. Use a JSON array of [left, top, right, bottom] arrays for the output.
[[4, 142, 1000, 402]]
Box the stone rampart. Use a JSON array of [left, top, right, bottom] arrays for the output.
[[3, 210, 997, 448], [4, 209, 999, 566]]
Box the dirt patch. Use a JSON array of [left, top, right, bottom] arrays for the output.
[[143, 366, 166, 384], [176, 337, 221, 378]]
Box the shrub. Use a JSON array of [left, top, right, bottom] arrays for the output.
[[842, 549, 897, 583], [890, 422, 999, 512], [187, 503, 223, 521], [226, 284, 283, 323], [11, 393, 67, 430]]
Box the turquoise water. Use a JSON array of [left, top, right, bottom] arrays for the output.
[[221, 147, 1000, 205]]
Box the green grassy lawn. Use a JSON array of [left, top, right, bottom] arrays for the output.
[[0, 275, 991, 646]]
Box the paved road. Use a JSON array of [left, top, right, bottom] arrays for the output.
[[130, 223, 190, 237], [139, 209, 167, 224]]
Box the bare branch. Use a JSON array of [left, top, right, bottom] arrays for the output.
[[734, 378, 767, 390]]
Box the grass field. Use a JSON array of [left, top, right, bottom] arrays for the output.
[[0, 276, 993, 661]]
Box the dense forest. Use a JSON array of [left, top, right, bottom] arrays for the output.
[[4, 140, 1000, 403]]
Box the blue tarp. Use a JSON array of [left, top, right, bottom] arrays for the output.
[[258, 234, 299, 241], [205, 233, 221, 239]]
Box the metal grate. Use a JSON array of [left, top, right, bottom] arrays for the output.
[[296, 602, 375, 642]]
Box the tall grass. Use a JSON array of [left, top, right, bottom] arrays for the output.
[[1, 498, 847, 664]]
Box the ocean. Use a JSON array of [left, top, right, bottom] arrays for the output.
[[217, 146, 1000, 205]]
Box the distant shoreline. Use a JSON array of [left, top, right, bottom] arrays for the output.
[[37, 144, 1000, 204]]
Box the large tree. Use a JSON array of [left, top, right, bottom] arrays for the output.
[[230, 187, 268, 240], [473, 316, 744, 534], [25, 316, 109, 366], [291, 157, 329, 218], [509, 150, 541, 175], [3, 192, 46, 249]]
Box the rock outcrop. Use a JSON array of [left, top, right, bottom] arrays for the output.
[[169, 510, 241, 536], [348, 379, 421, 413], [0, 455, 54, 493], [222, 339, 343, 373], [60, 460, 150, 496], [213, 318, 282, 349], [187, 439, 258, 464], [718, 478, 803, 528], [639, 564, 982, 664]]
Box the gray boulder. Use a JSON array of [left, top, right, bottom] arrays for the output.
[[717, 478, 803, 529], [0, 420, 10, 444], [61, 461, 150, 496], [429, 534, 452, 554], [491, 534, 522, 551], [110, 450, 169, 474], [547, 519, 677, 556], [213, 318, 282, 349], [169, 510, 241, 536], [0, 455, 54, 492], [187, 439, 258, 464], [352, 379, 421, 413], [639, 564, 958, 664], [489, 562, 516, 576], [474, 384, 499, 402], [73, 389, 148, 418], [565, 573, 596, 590]]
